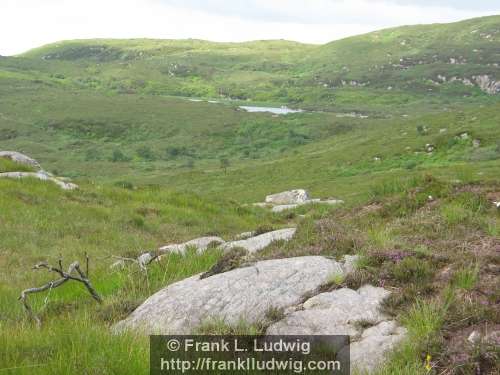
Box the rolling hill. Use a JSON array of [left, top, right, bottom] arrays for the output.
[[0, 16, 499, 374]]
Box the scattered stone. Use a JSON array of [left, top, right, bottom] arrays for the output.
[[159, 237, 225, 256], [473, 139, 481, 148], [221, 228, 296, 254], [425, 144, 436, 153], [114, 256, 346, 334], [468, 330, 482, 344]]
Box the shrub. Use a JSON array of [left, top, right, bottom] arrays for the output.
[[110, 149, 131, 162], [136, 146, 156, 161], [392, 257, 434, 283]]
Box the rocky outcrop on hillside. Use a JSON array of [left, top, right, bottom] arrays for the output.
[[114, 256, 347, 334], [254, 189, 344, 212], [0, 151, 78, 190], [473, 75, 500, 95], [267, 285, 407, 373], [0, 151, 42, 169], [159, 236, 225, 255], [221, 228, 296, 254], [115, 255, 406, 373]]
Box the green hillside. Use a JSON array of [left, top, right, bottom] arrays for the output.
[[0, 15, 499, 374]]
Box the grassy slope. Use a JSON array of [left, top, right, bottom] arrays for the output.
[[0, 15, 499, 374]]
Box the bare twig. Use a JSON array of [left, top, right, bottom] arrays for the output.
[[19, 257, 102, 325]]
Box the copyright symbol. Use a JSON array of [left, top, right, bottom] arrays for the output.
[[166, 339, 181, 351]]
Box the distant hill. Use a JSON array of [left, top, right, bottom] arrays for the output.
[[1, 15, 498, 107]]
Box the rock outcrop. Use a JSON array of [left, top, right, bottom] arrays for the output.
[[159, 236, 225, 255], [255, 189, 344, 212], [0, 171, 78, 190], [265, 189, 310, 205], [267, 285, 407, 374], [473, 75, 500, 95], [0, 151, 78, 190], [114, 254, 405, 372], [0, 151, 41, 170], [221, 228, 296, 253], [114, 256, 345, 334]]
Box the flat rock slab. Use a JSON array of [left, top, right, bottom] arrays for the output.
[[267, 285, 407, 373], [159, 236, 225, 255], [221, 228, 296, 253], [265, 189, 310, 205], [0, 172, 78, 190], [114, 256, 344, 335]]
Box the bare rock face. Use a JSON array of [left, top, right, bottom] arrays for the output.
[[267, 285, 407, 374], [0, 151, 41, 170], [265, 189, 310, 205], [221, 228, 296, 254], [159, 237, 225, 255], [114, 256, 345, 335]]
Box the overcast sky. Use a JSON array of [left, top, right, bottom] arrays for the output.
[[1, 0, 499, 56]]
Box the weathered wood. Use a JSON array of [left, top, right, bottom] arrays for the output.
[[19, 258, 102, 325]]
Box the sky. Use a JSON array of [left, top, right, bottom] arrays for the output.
[[1, 0, 499, 56]]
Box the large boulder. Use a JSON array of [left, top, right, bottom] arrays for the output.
[[114, 256, 345, 335], [221, 228, 296, 254], [267, 285, 407, 373], [265, 189, 310, 205], [159, 236, 225, 255], [0, 151, 41, 170]]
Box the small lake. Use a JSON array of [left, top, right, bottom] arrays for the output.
[[239, 106, 304, 115]]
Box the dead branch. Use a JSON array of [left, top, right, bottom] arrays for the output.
[[19, 258, 102, 325]]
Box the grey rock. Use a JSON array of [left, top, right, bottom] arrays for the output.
[[271, 204, 299, 213], [0, 172, 78, 190], [473, 75, 500, 95], [468, 330, 482, 344], [342, 255, 360, 274], [345, 321, 407, 373], [265, 189, 310, 205], [137, 253, 154, 269], [114, 256, 345, 335], [235, 231, 255, 240], [267, 285, 406, 373], [267, 285, 390, 336], [0, 151, 41, 169], [159, 236, 225, 255], [221, 228, 296, 254]]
